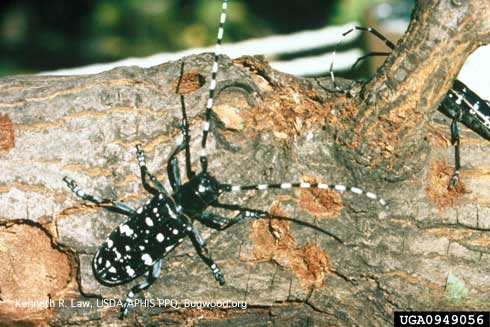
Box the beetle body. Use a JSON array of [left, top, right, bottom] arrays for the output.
[[93, 193, 186, 285], [63, 2, 387, 318], [92, 171, 223, 286]]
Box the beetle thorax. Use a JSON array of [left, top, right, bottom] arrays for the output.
[[178, 172, 222, 215]]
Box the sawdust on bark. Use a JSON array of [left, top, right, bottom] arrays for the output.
[[173, 71, 205, 94], [247, 202, 329, 288], [0, 114, 14, 151], [425, 160, 467, 208], [298, 175, 343, 218], [235, 57, 332, 139]]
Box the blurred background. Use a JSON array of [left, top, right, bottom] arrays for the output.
[[0, 0, 411, 77], [0, 0, 488, 98]]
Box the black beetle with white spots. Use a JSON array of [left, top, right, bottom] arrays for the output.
[[329, 26, 490, 190], [63, 1, 387, 319]]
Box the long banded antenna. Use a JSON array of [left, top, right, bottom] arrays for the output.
[[200, 0, 228, 172], [329, 26, 396, 91], [220, 181, 388, 207]]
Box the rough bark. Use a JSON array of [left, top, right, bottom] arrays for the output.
[[1, 1, 490, 326]]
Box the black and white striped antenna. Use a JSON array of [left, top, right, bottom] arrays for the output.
[[220, 181, 388, 207], [200, 0, 228, 172], [197, 9, 388, 208]]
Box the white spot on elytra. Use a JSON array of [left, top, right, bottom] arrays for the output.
[[108, 267, 116, 273], [113, 249, 121, 260], [456, 94, 463, 105], [141, 253, 153, 266], [126, 266, 135, 277], [165, 245, 175, 252], [172, 229, 179, 235], [107, 239, 113, 248], [119, 224, 134, 236], [145, 217, 154, 226], [136, 207, 143, 214], [156, 233, 164, 242]]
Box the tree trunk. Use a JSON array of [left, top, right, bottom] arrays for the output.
[[1, 1, 490, 326]]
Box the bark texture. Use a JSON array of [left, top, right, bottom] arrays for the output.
[[1, 1, 490, 326]]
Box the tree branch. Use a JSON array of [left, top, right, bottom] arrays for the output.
[[1, 1, 490, 326], [336, 0, 490, 182]]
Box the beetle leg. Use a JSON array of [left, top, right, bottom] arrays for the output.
[[136, 144, 168, 195], [187, 225, 225, 285], [121, 260, 162, 318], [199, 209, 268, 230], [63, 176, 136, 216], [448, 116, 461, 189], [167, 94, 195, 191], [168, 157, 182, 192]]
